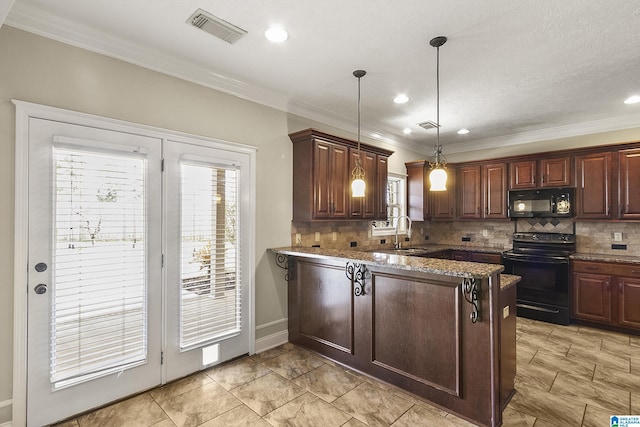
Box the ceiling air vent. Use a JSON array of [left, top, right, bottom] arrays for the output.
[[418, 121, 440, 130], [187, 9, 247, 44]]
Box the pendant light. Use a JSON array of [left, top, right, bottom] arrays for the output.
[[351, 69, 367, 198], [429, 36, 448, 192]]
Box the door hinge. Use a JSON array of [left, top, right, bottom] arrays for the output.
[[161, 351, 164, 365], [161, 158, 164, 171]]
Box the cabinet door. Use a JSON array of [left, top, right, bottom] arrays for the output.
[[458, 166, 481, 219], [376, 156, 389, 219], [330, 144, 349, 219], [540, 157, 571, 188], [349, 149, 376, 219], [572, 272, 611, 323], [313, 142, 334, 219], [618, 277, 640, 330], [406, 161, 429, 221], [509, 160, 536, 189], [483, 163, 507, 219], [618, 149, 640, 219], [575, 152, 612, 219], [431, 171, 456, 219]]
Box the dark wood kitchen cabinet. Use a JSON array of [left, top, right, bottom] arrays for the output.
[[285, 253, 510, 426], [572, 260, 640, 332], [458, 163, 507, 220], [618, 148, 640, 219], [290, 129, 393, 222], [405, 160, 456, 221], [509, 156, 571, 189], [458, 165, 482, 219], [349, 149, 376, 219], [431, 170, 456, 220], [575, 151, 613, 219], [483, 162, 508, 219]]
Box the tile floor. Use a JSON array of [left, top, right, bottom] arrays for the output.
[[54, 317, 640, 427]]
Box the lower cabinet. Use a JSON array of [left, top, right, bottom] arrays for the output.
[[572, 260, 640, 331], [287, 256, 510, 426]]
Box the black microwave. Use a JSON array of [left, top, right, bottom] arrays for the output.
[[508, 188, 575, 218]]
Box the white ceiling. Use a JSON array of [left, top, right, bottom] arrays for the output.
[[3, 0, 640, 155]]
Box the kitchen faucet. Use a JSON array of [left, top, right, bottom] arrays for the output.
[[394, 215, 413, 249]]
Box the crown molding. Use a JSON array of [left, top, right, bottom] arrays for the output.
[[444, 113, 640, 155], [0, 0, 16, 27]]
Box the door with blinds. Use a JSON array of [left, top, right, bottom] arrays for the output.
[[27, 118, 163, 426], [26, 116, 253, 426], [163, 139, 251, 381]]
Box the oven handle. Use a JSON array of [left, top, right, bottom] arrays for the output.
[[502, 253, 569, 264]]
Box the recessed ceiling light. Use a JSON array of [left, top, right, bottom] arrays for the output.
[[624, 95, 640, 104], [403, 128, 412, 135], [457, 128, 470, 135], [264, 27, 289, 43], [393, 94, 409, 104]]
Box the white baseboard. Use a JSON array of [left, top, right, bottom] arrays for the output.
[[0, 421, 12, 427], [254, 329, 288, 354]]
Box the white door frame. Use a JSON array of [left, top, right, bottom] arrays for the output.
[[13, 100, 256, 426]]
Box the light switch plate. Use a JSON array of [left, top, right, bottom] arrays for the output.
[[614, 232, 623, 241], [315, 232, 320, 242], [503, 306, 510, 318]]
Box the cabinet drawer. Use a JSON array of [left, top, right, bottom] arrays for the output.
[[450, 250, 468, 261], [572, 260, 640, 277]]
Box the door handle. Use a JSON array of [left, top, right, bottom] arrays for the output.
[[34, 284, 48, 295]]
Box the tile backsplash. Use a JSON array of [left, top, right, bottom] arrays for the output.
[[291, 219, 640, 256]]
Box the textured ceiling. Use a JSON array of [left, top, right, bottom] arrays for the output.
[[4, 0, 640, 154]]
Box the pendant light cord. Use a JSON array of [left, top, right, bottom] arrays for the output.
[[436, 43, 440, 161]]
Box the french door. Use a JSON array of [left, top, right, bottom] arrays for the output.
[[24, 115, 252, 426]]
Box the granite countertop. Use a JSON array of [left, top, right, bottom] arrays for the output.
[[270, 246, 504, 280], [571, 252, 640, 265], [500, 274, 521, 290]]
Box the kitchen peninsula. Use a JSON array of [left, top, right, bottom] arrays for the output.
[[270, 246, 517, 427]]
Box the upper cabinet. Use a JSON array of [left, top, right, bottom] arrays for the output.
[[618, 148, 640, 219], [457, 163, 507, 220], [575, 151, 612, 219], [405, 161, 456, 221], [509, 156, 572, 189], [290, 129, 393, 222]]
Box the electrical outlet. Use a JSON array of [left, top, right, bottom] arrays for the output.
[[614, 232, 623, 242], [295, 233, 301, 244], [482, 229, 488, 237], [332, 232, 337, 241], [314, 232, 320, 242]]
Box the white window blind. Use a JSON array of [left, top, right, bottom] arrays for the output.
[[180, 162, 241, 349], [51, 146, 147, 386]]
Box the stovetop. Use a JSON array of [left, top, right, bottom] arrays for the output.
[[507, 232, 576, 257]]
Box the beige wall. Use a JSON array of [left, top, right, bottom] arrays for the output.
[[0, 26, 428, 421]]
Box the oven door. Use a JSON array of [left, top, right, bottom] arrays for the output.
[[502, 252, 570, 325]]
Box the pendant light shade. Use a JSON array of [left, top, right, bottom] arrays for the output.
[[429, 36, 448, 192], [351, 69, 367, 198], [429, 146, 447, 191]]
